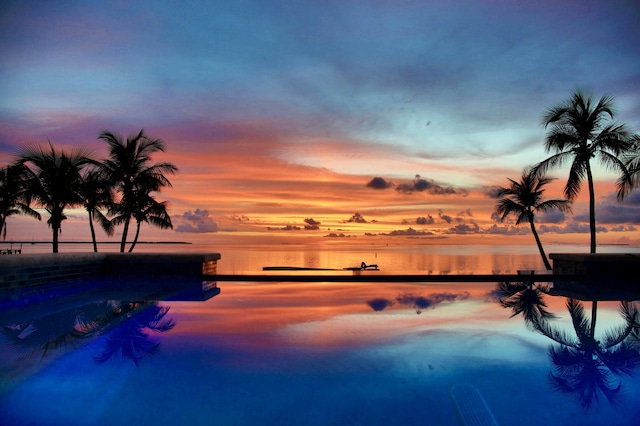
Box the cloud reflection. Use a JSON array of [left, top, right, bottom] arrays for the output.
[[367, 291, 470, 314]]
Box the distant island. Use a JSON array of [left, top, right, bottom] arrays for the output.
[[2, 241, 192, 245]]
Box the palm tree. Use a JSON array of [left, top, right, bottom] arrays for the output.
[[535, 89, 634, 253], [81, 168, 115, 252], [496, 168, 571, 270], [98, 129, 177, 252], [18, 143, 94, 253], [619, 135, 640, 197], [125, 191, 172, 253], [0, 164, 41, 239]]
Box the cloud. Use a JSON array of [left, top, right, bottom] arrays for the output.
[[394, 292, 470, 314], [574, 192, 640, 224], [482, 185, 503, 198], [484, 224, 530, 235], [346, 212, 367, 223], [231, 214, 250, 222], [175, 209, 218, 233], [366, 177, 393, 190], [267, 225, 302, 231], [366, 298, 394, 311], [383, 227, 435, 236], [396, 174, 467, 196], [304, 218, 321, 230], [324, 233, 355, 238], [538, 222, 608, 234], [445, 222, 480, 234], [611, 225, 637, 232], [538, 210, 567, 224], [416, 215, 435, 225], [438, 209, 452, 224]]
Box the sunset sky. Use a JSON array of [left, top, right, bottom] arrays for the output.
[[1, 0, 639, 247]]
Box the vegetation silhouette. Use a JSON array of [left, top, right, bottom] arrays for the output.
[[126, 191, 172, 253], [99, 129, 177, 253], [494, 280, 556, 325], [535, 89, 636, 254], [2, 299, 175, 365], [80, 168, 115, 252], [495, 168, 571, 270], [0, 164, 41, 240], [2, 304, 102, 359], [17, 143, 95, 253], [621, 136, 640, 194], [495, 281, 640, 409], [0, 129, 178, 252], [535, 299, 640, 409], [94, 301, 175, 365]]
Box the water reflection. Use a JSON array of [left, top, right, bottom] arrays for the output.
[[1, 280, 218, 366], [2, 300, 175, 365], [93, 301, 175, 365], [494, 280, 640, 409], [366, 291, 470, 314]]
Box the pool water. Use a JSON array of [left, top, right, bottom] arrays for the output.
[[1, 274, 639, 425]]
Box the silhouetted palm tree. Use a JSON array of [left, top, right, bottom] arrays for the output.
[[535, 89, 634, 253], [18, 143, 94, 252], [125, 192, 172, 253], [81, 168, 115, 252], [0, 164, 41, 239], [619, 135, 640, 197], [532, 299, 640, 409], [98, 130, 177, 252], [496, 168, 571, 270]]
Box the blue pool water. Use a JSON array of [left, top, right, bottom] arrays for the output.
[[2, 245, 640, 425]]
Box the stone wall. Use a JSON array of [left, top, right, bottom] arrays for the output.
[[550, 253, 639, 292], [0, 253, 220, 294]]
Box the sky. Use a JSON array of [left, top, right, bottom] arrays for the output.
[[1, 0, 639, 247]]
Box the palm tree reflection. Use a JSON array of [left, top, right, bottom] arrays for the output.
[[2, 308, 96, 359], [2, 299, 175, 365], [495, 281, 640, 409], [94, 301, 175, 365], [495, 281, 556, 326]]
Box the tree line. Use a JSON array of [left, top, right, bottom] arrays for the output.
[[0, 129, 177, 253], [496, 89, 640, 269]]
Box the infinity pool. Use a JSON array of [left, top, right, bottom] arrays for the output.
[[1, 272, 639, 425]]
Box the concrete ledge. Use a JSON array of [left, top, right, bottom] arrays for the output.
[[550, 253, 639, 293], [0, 252, 221, 294], [103, 253, 220, 279]]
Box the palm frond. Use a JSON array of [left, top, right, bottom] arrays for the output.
[[564, 159, 586, 200]]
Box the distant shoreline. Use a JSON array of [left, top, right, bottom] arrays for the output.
[[1, 241, 192, 245]]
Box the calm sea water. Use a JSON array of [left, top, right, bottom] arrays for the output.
[[1, 244, 639, 425]]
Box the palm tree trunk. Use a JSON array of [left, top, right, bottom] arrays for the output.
[[591, 301, 598, 339], [128, 220, 141, 253], [586, 163, 597, 253], [120, 215, 130, 253], [52, 224, 59, 253], [88, 210, 98, 253], [529, 215, 552, 270]]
